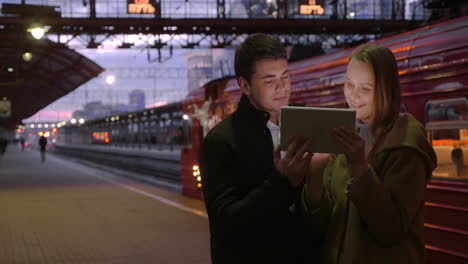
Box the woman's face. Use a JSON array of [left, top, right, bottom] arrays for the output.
[[344, 59, 375, 123]]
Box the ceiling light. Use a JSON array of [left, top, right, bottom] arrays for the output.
[[22, 52, 33, 62], [28, 27, 46, 40]]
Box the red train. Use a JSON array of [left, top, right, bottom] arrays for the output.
[[182, 16, 468, 263]]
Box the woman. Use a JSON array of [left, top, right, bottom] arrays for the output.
[[302, 45, 437, 264]]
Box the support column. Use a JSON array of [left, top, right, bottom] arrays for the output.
[[217, 0, 226, 19]]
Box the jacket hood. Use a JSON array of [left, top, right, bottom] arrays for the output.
[[376, 113, 437, 179]]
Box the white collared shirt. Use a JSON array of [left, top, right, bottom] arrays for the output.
[[267, 120, 280, 148]]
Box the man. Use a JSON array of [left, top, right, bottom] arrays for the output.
[[200, 34, 316, 264], [20, 137, 25, 151], [39, 135, 47, 162], [0, 137, 7, 155]]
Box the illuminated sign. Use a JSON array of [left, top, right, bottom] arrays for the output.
[[0, 98, 11, 118], [299, 0, 325, 15], [127, 0, 157, 14]]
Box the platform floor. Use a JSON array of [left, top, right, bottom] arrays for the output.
[[0, 145, 210, 264]]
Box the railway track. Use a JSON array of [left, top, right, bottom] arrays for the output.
[[53, 144, 181, 184]]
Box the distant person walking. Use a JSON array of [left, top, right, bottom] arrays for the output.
[[0, 137, 7, 156], [20, 137, 25, 151], [39, 135, 47, 162]]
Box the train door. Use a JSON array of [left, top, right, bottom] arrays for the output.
[[425, 97, 468, 180], [180, 114, 192, 148]]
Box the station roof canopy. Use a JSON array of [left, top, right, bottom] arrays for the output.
[[0, 33, 104, 130]]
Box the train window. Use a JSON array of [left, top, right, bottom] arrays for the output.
[[322, 73, 345, 86], [425, 97, 468, 180], [421, 54, 441, 67], [181, 119, 192, 147], [426, 97, 468, 122], [444, 48, 468, 62], [172, 119, 180, 126]]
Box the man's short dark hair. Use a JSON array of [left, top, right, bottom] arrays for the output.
[[234, 33, 287, 83]]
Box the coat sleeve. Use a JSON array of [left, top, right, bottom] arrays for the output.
[[301, 155, 336, 234], [347, 148, 428, 246], [200, 133, 296, 239]]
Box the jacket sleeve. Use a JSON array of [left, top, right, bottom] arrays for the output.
[[347, 148, 428, 246], [200, 133, 296, 239], [301, 155, 336, 234]]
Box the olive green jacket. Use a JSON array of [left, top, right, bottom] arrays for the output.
[[302, 113, 437, 264]]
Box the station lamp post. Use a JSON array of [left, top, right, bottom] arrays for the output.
[[106, 75, 115, 85], [106, 75, 116, 105]]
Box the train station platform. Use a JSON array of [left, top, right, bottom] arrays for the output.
[[0, 145, 210, 264]]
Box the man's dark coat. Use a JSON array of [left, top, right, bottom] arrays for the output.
[[200, 94, 317, 264]]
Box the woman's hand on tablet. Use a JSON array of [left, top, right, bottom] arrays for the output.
[[331, 127, 367, 178], [274, 136, 314, 188]]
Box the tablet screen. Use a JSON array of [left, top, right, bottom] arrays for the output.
[[280, 106, 356, 154]]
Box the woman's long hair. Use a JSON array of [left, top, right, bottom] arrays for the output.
[[350, 45, 402, 148]]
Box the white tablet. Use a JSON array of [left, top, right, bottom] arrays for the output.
[[280, 106, 356, 154]]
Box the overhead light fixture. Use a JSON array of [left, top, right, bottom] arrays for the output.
[[28, 26, 47, 40], [7, 68, 14, 72], [22, 52, 33, 62]]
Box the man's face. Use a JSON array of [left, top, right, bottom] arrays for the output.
[[241, 58, 291, 116]]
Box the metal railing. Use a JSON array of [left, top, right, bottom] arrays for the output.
[[0, 0, 431, 20]]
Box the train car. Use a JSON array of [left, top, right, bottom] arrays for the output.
[[181, 16, 468, 263], [59, 101, 190, 150]]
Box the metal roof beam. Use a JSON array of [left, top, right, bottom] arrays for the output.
[[0, 17, 423, 35]]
